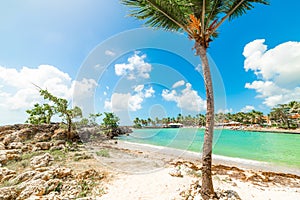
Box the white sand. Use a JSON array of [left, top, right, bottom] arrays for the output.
[[90, 141, 300, 200]]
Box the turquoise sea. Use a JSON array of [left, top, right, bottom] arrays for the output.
[[119, 128, 300, 168]]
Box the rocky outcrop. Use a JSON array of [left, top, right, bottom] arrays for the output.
[[78, 126, 132, 141], [0, 124, 107, 199]]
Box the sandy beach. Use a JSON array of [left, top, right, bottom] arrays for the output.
[[88, 140, 300, 200]]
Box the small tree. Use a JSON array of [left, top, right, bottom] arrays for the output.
[[101, 112, 120, 130], [37, 88, 82, 132], [89, 113, 102, 126], [26, 103, 54, 124]]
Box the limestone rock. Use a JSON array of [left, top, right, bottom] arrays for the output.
[[0, 143, 5, 150], [16, 128, 34, 141], [17, 179, 46, 200], [30, 153, 54, 169], [7, 142, 23, 150], [0, 130, 14, 141], [0, 186, 19, 200], [169, 167, 183, 177], [2, 132, 18, 145], [12, 171, 37, 184], [54, 167, 72, 178], [52, 129, 68, 140], [34, 132, 52, 142], [35, 142, 52, 150], [53, 140, 66, 146], [32, 170, 53, 181], [0, 168, 16, 183], [0, 149, 22, 165]]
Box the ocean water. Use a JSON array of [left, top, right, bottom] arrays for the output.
[[119, 128, 300, 168]]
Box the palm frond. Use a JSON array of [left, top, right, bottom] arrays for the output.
[[210, 0, 269, 35], [227, 0, 270, 20], [120, 0, 192, 33]]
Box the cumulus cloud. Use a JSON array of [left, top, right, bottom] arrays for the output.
[[162, 82, 206, 112], [0, 65, 97, 110], [217, 108, 233, 114], [243, 40, 300, 107], [114, 53, 152, 80], [172, 80, 185, 88], [241, 105, 255, 113], [105, 50, 116, 57], [104, 85, 155, 112]]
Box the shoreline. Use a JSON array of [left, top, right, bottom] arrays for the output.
[[115, 140, 300, 176], [132, 126, 300, 134], [96, 139, 300, 200]]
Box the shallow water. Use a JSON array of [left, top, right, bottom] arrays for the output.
[[119, 128, 300, 168]]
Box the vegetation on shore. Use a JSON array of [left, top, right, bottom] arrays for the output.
[[25, 88, 128, 140], [133, 101, 300, 129]]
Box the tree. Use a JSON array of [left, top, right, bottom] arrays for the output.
[[39, 89, 82, 133], [133, 117, 142, 128], [89, 113, 102, 126], [121, 0, 269, 197], [26, 103, 55, 124], [102, 112, 120, 129]]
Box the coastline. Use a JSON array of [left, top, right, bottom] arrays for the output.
[[94, 139, 300, 200], [242, 127, 300, 134], [116, 140, 300, 176], [132, 126, 300, 134]]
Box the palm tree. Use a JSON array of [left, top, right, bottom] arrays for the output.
[[121, 0, 269, 198]]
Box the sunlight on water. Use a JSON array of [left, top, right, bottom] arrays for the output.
[[120, 128, 300, 168]]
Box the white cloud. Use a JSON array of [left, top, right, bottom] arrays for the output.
[[0, 65, 97, 110], [172, 80, 185, 88], [114, 53, 152, 80], [243, 40, 300, 107], [162, 82, 206, 112], [217, 108, 233, 114], [104, 85, 155, 112], [134, 84, 144, 93], [195, 64, 202, 73], [105, 50, 116, 57], [71, 78, 98, 102], [241, 105, 255, 113], [144, 87, 155, 98]]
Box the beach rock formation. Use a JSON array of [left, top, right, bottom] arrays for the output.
[[0, 124, 107, 199]]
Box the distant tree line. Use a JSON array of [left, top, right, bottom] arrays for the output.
[[133, 101, 300, 129]]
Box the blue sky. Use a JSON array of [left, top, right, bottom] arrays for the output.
[[0, 0, 300, 125]]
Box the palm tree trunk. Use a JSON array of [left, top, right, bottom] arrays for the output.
[[196, 43, 215, 198]]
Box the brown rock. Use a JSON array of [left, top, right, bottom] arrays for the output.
[[34, 132, 52, 142], [0, 149, 22, 164], [0, 143, 5, 150], [35, 142, 52, 150], [0, 125, 15, 133], [54, 167, 72, 178], [16, 128, 34, 141], [0, 130, 14, 142], [2, 133, 18, 145], [6, 142, 23, 149], [12, 170, 36, 183], [45, 179, 61, 194], [32, 170, 53, 181], [0, 168, 16, 183], [52, 129, 68, 140], [0, 186, 19, 200], [30, 153, 54, 169], [17, 179, 46, 200]]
